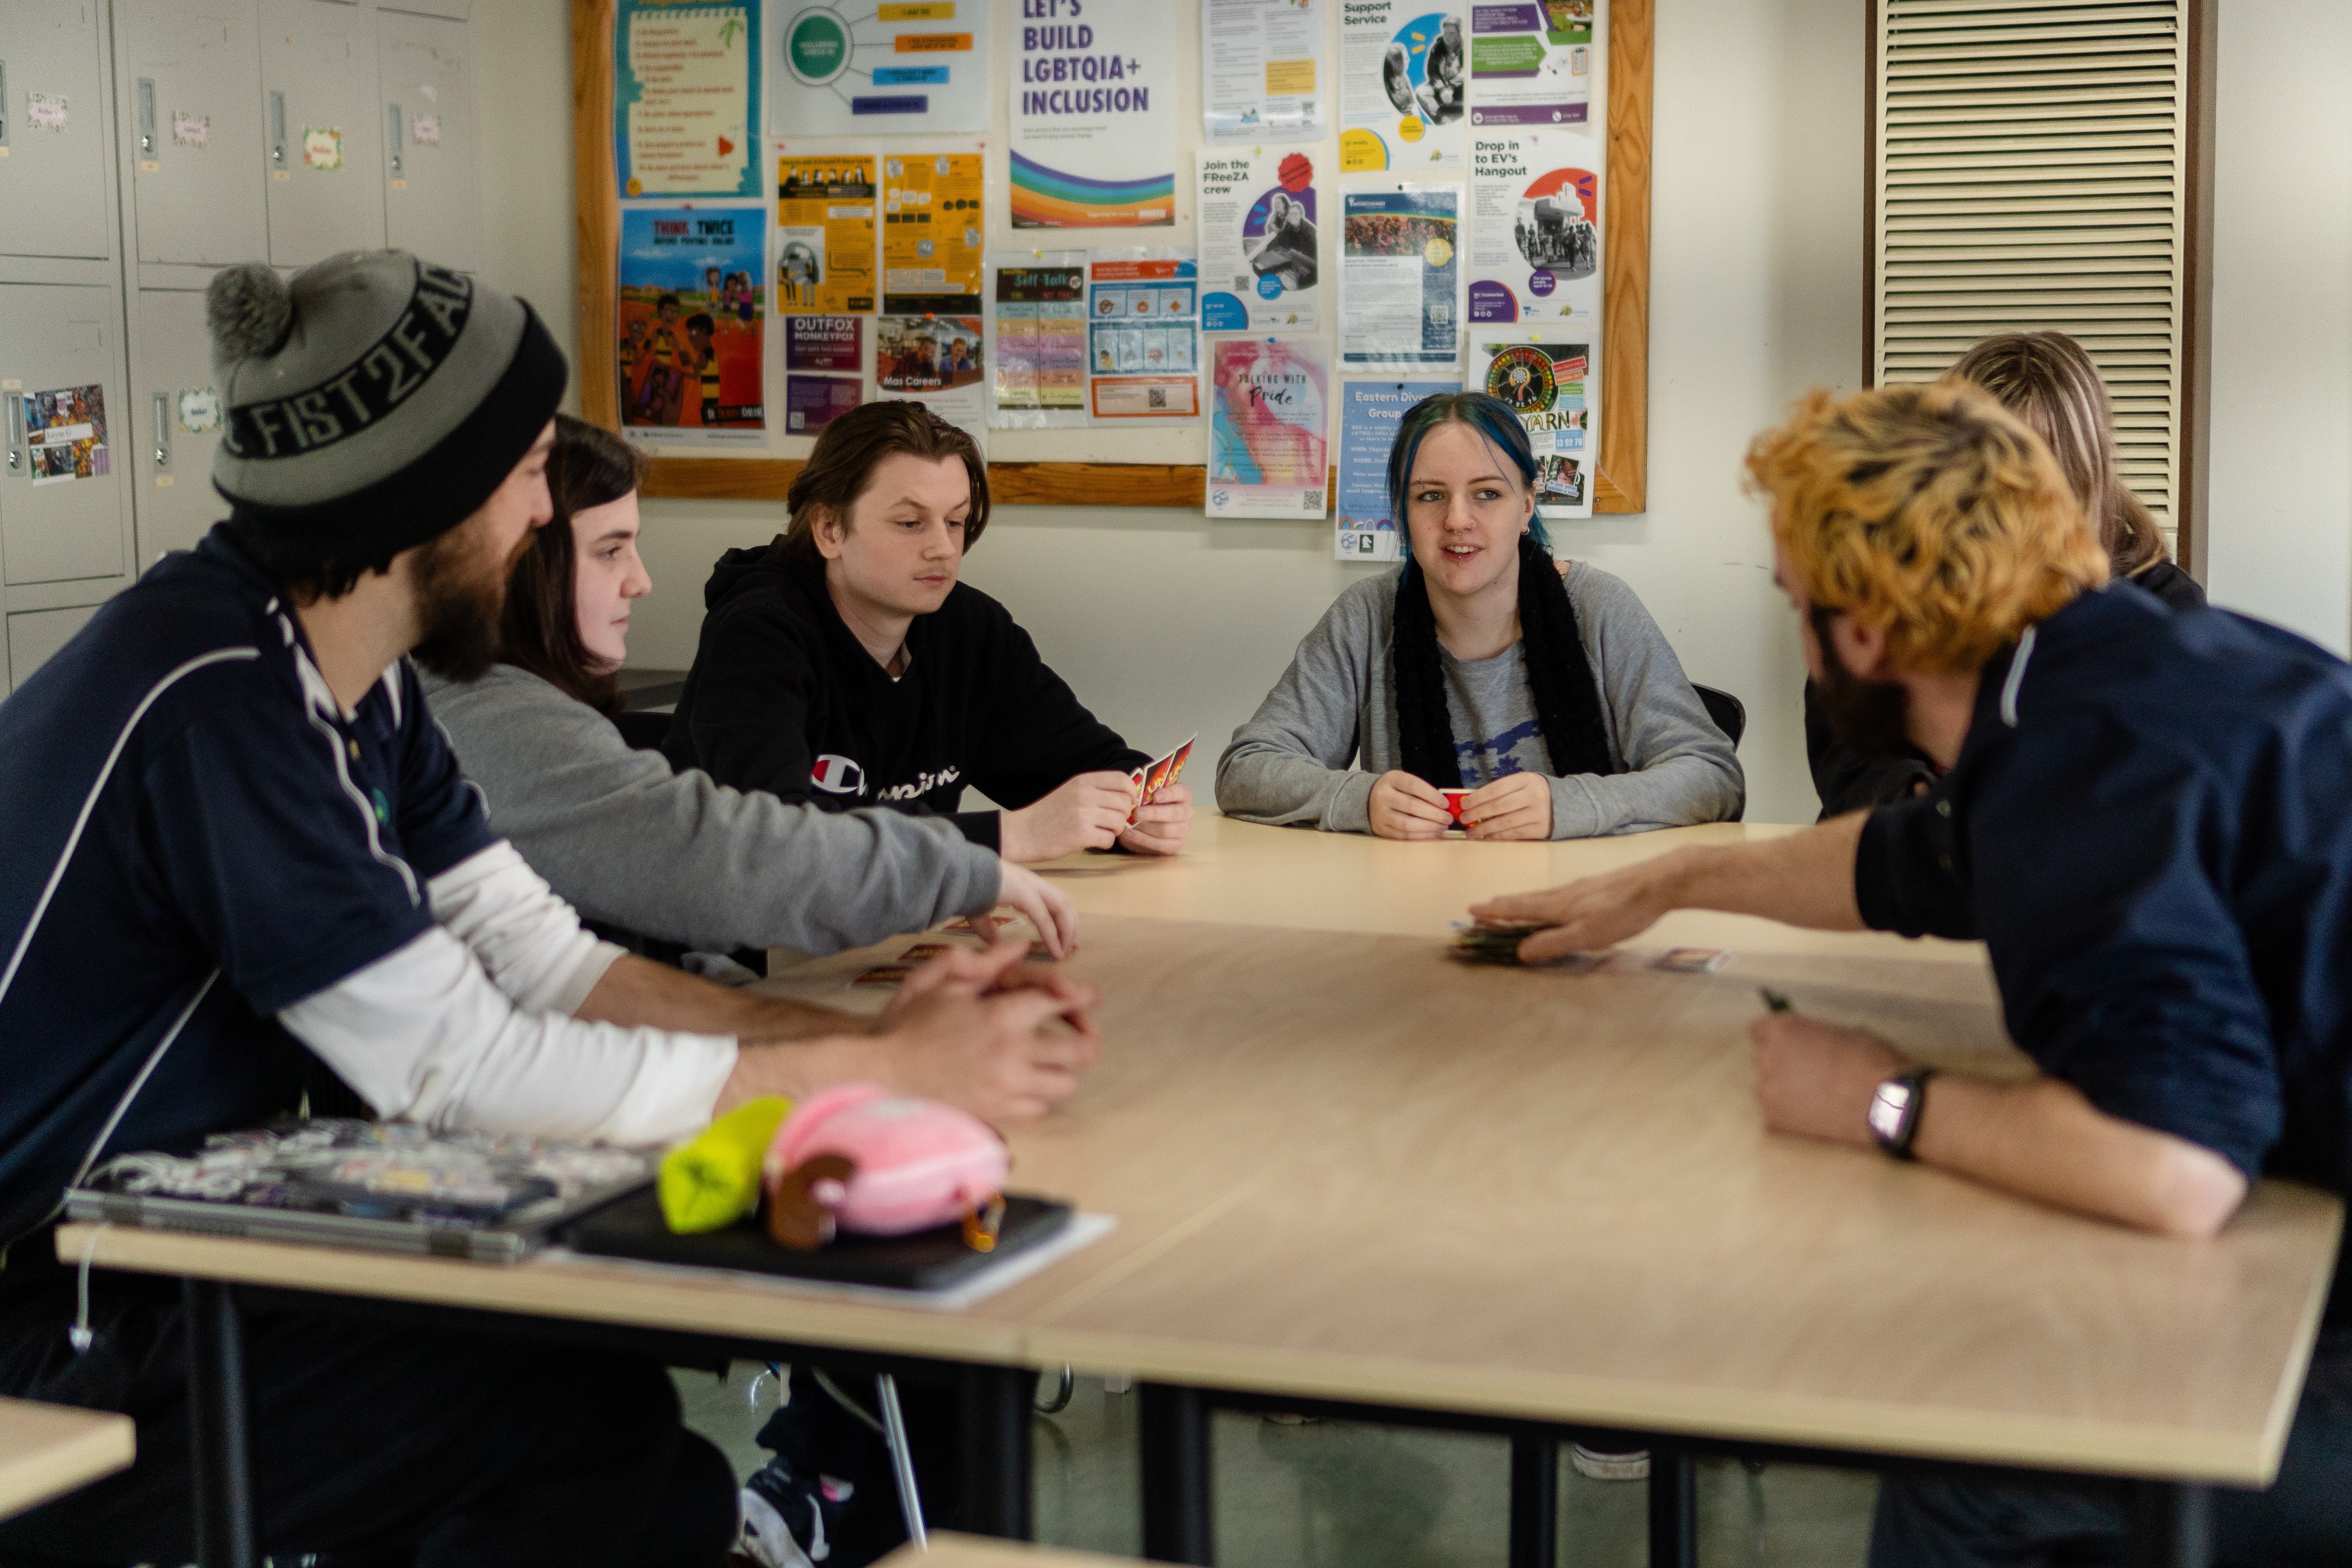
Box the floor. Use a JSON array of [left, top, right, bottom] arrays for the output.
[[677, 1365, 1881, 1566]]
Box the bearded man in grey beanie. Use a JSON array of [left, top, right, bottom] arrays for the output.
[[0, 251, 1098, 1565]]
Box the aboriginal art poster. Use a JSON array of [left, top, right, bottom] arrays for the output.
[[1467, 127, 1599, 325], [614, 1, 759, 198], [770, 1, 989, 136], [1198, 149, 1320, 332], [1469, 332, 1596, 519], [1011, 0, 1176, 228], [1208, 338, 1330, 519], [618, 205, 767, 441], [1339, 1, 1466, 171]]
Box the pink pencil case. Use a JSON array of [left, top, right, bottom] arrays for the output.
[[762, 1083, 1008, 1249]]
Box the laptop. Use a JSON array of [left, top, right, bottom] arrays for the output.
[[64, 1118, 653, 1264]]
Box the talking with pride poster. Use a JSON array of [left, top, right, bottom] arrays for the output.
[[1208, 338, 1329, 519], [1011, 0, 1176, 227]]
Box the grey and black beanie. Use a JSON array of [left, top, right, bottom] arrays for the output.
[[206, 249, 568, 559]]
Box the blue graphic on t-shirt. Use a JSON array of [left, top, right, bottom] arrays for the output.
[[1456, 717, 1541, 781]]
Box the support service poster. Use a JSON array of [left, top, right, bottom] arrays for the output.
[[1339, 3, 1465, 171], [1209, 339, 1330, 519], [618, 205, 766, 441], [1011, 1, 1176, 227]]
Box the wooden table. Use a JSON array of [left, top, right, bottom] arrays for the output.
[[63, 816, 2341, 1568], [880, 1533, 1147, 1567], [0, 1397, 132, 1521]]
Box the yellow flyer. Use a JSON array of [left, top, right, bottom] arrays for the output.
[[882, 150, 985, 310], [776, 152, 878, 314]]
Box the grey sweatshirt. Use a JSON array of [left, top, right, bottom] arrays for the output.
[[420, 664, 1000, 956], [1216, 564, 1745, 838]]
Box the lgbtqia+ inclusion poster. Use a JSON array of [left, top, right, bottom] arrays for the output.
[[1011, 1, 1177, 228]]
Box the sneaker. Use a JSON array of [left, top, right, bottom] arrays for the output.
[[1569, 1444, 1651, 1482], [739, 1452, 855, 1568]]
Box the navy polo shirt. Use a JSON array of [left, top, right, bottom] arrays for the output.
[[1857, 583, 2352, 1240], [0, 527, 494, 1248]]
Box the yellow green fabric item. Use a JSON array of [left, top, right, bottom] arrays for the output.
[[658, 1096, 792, 1233]]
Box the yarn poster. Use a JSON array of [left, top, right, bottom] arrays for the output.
[[617, 205, 766, 442], [1208, 338, 1329, 519], [1198, 149, 1320, 332], [1010, 0, 1176, 228], [1468, 333, 1595, 519]]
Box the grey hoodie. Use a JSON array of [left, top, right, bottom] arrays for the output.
[[1216, 563, 1744, 837], [420, 664, 1000, 956]]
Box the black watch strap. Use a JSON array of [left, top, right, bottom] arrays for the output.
[[1867, 1067, 1937, 1161]]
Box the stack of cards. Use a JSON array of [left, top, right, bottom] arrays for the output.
[[1651, 948, 1731, 974], [849, 933, 1060, 991], [1128, 737, 1196, 824], [1448, 919, 1604, 971]]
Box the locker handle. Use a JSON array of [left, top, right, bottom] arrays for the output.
[[153, 394, 171, 472], [386, 103, 402, 177], [270, 90, 286, 165], [138, 78, 156, 156], [1, 62, 9, 147], [5, 393, 23, 479]]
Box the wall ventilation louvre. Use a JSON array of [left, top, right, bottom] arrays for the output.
[[1872, 0, 2192, 543]]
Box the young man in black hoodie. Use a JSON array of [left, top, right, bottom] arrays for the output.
[[664, 399, 1193, 863]]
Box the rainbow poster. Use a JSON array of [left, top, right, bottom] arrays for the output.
[[1010, 1, 1176, 228]]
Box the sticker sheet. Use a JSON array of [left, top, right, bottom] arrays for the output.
[[1338, 2, 1466, 172], [1467, 128, 1600, 326], [1198, 149, 1320, 333], [775, 152, 877, 314], [881, 150, 985, 311], [1085, 251, 1202, 422], [1467, 333, 1596, 518], [617, 205, 766, 442], [1011, 0, 1177, 228], [24, 386, 108, 486], [989, 253, 1089, 428], [1333, 378, 1455, 559], [1201, 0, 1325, 144], [1467, 1, 1592, 128], [1208, 338, 1329, 519], [1339, 185, 1464, 368], [615, 1, 759, 198], [771, 0, 989, 136]]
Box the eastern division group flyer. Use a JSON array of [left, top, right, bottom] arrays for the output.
[[1086, 252, 1200, 421], [1334, 378, 1454, 559], [1338, 2, 1466, 171], [1197, 149, 1319, 332], [618, 205, 765, 442], [1468, 128, 1599, 325], [1470, 334, 1597, 518], [1208, 338, 1329, 519], [776, 153, 877, 313]]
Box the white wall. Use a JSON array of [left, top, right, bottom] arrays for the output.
[[2202, 0, 2352, 656]]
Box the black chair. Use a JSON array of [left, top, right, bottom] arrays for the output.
[[1693, 683, 1746, 749]]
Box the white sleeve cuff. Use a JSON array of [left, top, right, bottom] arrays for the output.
[[427, 840, 611, 1014]]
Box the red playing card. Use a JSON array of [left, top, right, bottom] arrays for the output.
[[848, 964, 915, 989]]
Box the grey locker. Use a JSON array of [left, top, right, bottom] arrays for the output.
[[0, 1, 112, 260], [124, 0, 267, 266], [131, 289, 229, 564], [260, 0, 384, 267], [0, 284, 127, 586], [5, 601, 98, 693], [377, 9, 480, 273]]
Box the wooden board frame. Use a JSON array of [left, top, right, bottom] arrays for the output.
[[573, 0, 1652, 513]]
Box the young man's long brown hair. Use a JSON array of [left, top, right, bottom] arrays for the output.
[[777, 399, 989, 565], [498, 414, 642, 716]]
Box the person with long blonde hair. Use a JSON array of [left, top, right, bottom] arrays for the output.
[[1806, 330, 2204, 815]]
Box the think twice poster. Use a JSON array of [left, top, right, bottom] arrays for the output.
[[1208, 338, 1329, 519], [1198, 149, 1319, 332], [1011, 0, 1176, 227], [1469, 333, 1595, 518], [618, 205, 766, 442]]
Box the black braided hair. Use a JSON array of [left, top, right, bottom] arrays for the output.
[[1392, 536, 1619, 787]]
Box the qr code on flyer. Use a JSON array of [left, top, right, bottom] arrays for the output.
[[1147, 388, 1168, 409], [1304, 492, 1323, 510]]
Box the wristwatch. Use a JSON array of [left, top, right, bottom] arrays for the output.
[[1866, 1068, 1938, 1161]]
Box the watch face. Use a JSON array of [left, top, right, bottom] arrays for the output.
[[1867, 1080, 1912, 1144]]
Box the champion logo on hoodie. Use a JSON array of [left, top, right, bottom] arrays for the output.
[[809, 754, 866, 795]]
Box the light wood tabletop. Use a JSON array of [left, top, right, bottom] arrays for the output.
[[1026, 812, 1985, 963], [0, 1397, 132, 1521], [879, 1533, 1145, 1566]]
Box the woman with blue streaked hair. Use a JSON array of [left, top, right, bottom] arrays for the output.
[[1216, 390, 1744, 840]]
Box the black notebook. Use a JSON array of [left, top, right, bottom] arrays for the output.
[[565, 1188, 1073, 1292]]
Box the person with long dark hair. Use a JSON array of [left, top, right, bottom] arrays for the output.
[[420, 414, 1080, 965], [1217, 391, 1742, 839]]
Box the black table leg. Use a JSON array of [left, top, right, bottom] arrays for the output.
[[1508, 1434, 1557, 1568], [955, 1362, 1033, 1539], [1647, 1446, 1695, 1568], [1139, 1382, 1213, 1564], [2127, 1481, 2212, 1568], [183, 1279, 258, 1568]]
